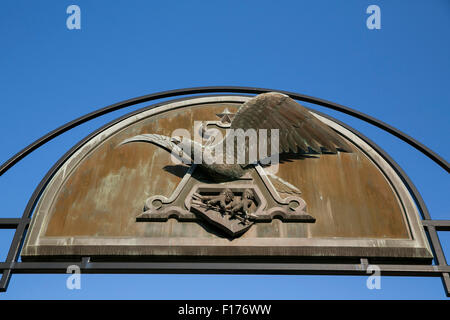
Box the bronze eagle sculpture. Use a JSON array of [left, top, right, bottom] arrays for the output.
[[119, 92, 352, 191]]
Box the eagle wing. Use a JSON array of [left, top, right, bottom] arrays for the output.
[[230, 92, 352, 154]]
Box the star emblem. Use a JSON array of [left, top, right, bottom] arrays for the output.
[[216, 108, 235, 124]]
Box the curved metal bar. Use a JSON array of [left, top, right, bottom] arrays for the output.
[[11, 94, 440, 257], [16, 93, 438, 227], [11, 93, 434, 246], [0, 92, 449, 295], [0, 87, 448, 178], [14, 95, 234, 220], [312, 110, 432, 220], [1, 95, 226, 292]]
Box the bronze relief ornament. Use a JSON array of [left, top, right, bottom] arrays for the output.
[[119, 92, 352, 237]]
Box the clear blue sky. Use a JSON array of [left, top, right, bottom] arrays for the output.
[[0, 0, 449, 299]]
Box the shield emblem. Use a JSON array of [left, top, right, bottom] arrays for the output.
[[189, 185, 265, 237]]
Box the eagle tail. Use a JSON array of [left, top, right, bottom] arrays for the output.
[[267, 174, 302, 196]]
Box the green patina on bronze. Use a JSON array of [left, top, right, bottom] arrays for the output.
[[44, 102, 409, 240]]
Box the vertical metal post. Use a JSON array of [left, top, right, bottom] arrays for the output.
[[426, 226, 450, 296], [0, 219, 29, 292], [0, 88, 448, 296]]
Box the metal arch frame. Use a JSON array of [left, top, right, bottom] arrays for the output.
[[0, 87, 448, 296]]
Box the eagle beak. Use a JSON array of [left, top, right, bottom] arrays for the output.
[[171, 137, 181, 145]]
